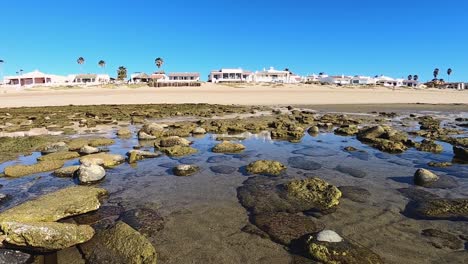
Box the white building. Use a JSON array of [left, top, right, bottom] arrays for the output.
[[402, 80, 420, 87], [3, 70, 67, 87], [374, 75, 404, 87], [70, 74, 110, 84], [167, 72, 200, 82], [254, 67, 294, 83], [130, 72, 151, 83], [350, 76, 376, 85], [209, 68, 254, 83], [321, 75, 352, 85]]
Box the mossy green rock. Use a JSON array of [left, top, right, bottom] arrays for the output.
[[4, 160, 65, 178], [284, 178, 342, 211], [0, 221, 94, 251], [68, 138, 115, 151], [158, 136, 191, 148], [306, 233, 383, 264], [416, 140, 443, 153], [160, 145, 197, 157], [334, 125, 359, 136], [80, 153, 125, 167], [37, 151, 80, 161], [416, 198, 468, 219], [80, 221, 157, 264], [372, 138, 407, 153], [53, 165, 80, 177], [0, 186, 108, 223], [246, 160, 286, 175], [212, 141, 246, 153]]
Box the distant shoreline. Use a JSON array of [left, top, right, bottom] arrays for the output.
[[0, 83, 467, 108]]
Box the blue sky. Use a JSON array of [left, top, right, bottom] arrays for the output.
[[0, 0, 467, 81]]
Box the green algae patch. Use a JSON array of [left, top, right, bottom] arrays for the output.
[[1, 221, 95, 251], [212, 141, 246, 153], [80, 221, 157, 264], [246, 160, 286, 175], [285, 177, 342, 211], [0, 136, 62, 163], [37, 151, 80, 161], [0, 186, 108, 223], [161, 145, 198, 157], [3, 160, 65, 178], [67, 137, 115, 151]]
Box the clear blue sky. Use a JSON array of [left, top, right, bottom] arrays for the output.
[[1, 0, 467, 81]]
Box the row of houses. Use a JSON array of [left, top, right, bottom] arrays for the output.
[[2, 69, 466, 89]]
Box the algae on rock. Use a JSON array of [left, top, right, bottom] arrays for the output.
[[246, 160, 286, 175], [3, 160, 65, 178]]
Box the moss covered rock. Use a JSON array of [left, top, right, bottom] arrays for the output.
[[37, 151, 80, 161], [0, 186, 107, 223], [158, 136, 191, 148], [371, 138, 407, 153], [41, 142, 69, 154], [116, 128, 132, 138], [4, 160, 65, 178], [415, 139, 443, 153], [334, 125, 359, 136], [67, 137, 115, 151], [173, 164, 199, 176], [53, 165, 80, 177], [0, 221, 94, 251], [80, 153, 125, 167], [212, 141, 246, 153], [127, 150, 161, 164], [79, 221, 157, 264], [284, 178, 342, 211], [246, 160, 286, 175], [160, 145, 197, 157]]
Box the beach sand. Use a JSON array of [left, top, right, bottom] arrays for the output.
[[1, 83, 467, 107]]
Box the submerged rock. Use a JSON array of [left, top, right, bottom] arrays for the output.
[[79, 221, 157, 264], [305, 231, 383, 264], [284, 178, 342, 211], [338, 186, 371, 203], [421, 228, 464, 250], [3, 160, 65, 178], [414, 168, 439, 186], [288, 156, 322, 171], [335, 165, 367, 178], [207, 155, 232, 163], [212, 141, 246, 153], [119, 208, 165, 237], [78, 164, 106, 184], [0, 186, 107, 223], [253, 212, 324, 246], [453, 146, 468, 162], [160, 145, 198, 157], [428, 161, 452, 168], [37, 151, 80, 161], [80, 153, 125, 167], [246, 160, 286, 175], [53, 165, 80, 177], [158, 136, 191, 148], [210, 165, 237, 174], [173, 164, 199, 176], [0, 221, 94, 251]]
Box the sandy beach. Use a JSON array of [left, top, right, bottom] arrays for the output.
[[1, 83, 467, 108]]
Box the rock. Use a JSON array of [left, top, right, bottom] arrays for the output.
[[316, 230, 343, 243], [79, 145, 100, 155], [78, 164, 106, 184], [207, 155, 232, 163], [116, 128, 132, 138], [212, 141, 246, 153], [372, 138, 407, 153], [357, 125, 410, 153], [210, 165, 237, 174], [80, 153, 125, 167], [192, 127, 206, 134], [141, 122, 165, 136], [344, 146, 357, 152], [246, 160, 287, 175], [53, 165, 80, 177], [415, 140, 443, 153], [119, 208, 165, 237], [414, 168, 439, 186], [215, 135, 246, 141], [57, 246, 86, 264], [173, 164, 199, 176], [284, 178, 342, 211], [41, 142, 68, 154], [79, 221, 157, 264], [253, 212, 324, 246], [308, 126, 319, 135], [288, 156, 322, 171], [127, 150, 161, 163], [0, 221, 94, 251], [37, 151, 80, 161], [306, 231, 383, 264], [138, 131, 157, 140], [357, 125, 386, 141], [68, 138, 115, 151], [421, 229, 464, 250], [0, 186, 107, 223], [73, 206, 124, 227], [334, 125, 359, 136], [160, 145, 198, 157], [428, 161, 452, 168], [158, 136, 191, 147], [338, 186, 371, 203], [3, 160, 65, 178], [292, 147, 339, 157], [453, 146, 468, 161], [335, 165, 367, 178], [0, 193, 10, 206], [0, 249, 33, 264]]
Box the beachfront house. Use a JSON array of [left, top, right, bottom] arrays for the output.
[[402, 80, 420, 88], [71, 74, 111, 84], [131, 73, 151, 83], [374, 75, 404, 87], [2, 70, 67, 87], [350, 76, 376, 85], [321, 75, 352, 85], [443, 82, 466, 90], [253, 67, 293, 83], [167, 72, 200, 82], [208, 69, 254, 83]]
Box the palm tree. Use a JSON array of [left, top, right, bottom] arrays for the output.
[[77, 57, 85, 73], [433, 68, 439, 80], [447, 68, 453, 82], [98, 60, 106, 73], [155, 57, 164, 71], [117, 66, 127, 81], [413, 75, 419, 81], [407, 75, 413, 81]]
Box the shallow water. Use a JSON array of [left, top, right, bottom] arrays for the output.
[[1, 111, 468, 263]]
